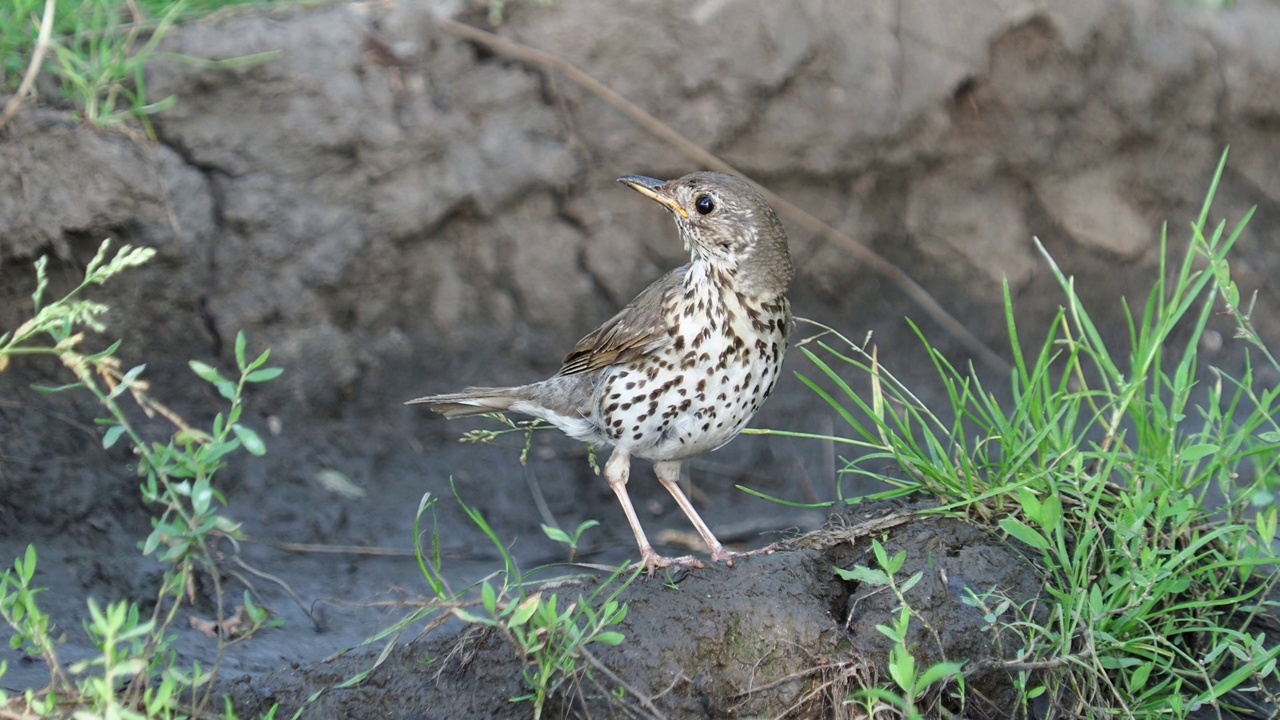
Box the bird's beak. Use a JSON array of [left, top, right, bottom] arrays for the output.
[[618, 175, 688, 218]]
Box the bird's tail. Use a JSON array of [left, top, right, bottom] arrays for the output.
[[405, 387, 524, 419]]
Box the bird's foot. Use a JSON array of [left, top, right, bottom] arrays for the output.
[[634, 550, 706, 578], [708, 545, 734, 567], [633, 543, 785, 578]]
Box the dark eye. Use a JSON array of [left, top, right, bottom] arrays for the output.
[[694, 194, 715, 215]]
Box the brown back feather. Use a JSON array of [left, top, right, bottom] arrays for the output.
[[557, 266, 686, 376]]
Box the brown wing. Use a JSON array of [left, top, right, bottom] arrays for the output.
[[558, 266, 687, 376]]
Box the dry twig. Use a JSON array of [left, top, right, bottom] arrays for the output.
[[0, 0, 57, 129]]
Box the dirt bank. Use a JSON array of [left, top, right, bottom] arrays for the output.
[[2, 0, 1280, 716]]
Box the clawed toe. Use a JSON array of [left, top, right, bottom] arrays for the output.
[[634, 552, 706, 577], [631, 543, 785, 578], [709, 546, 734, 566]]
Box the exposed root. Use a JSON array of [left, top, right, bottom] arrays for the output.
[[726, 656, 878, 720], [787, 509, 919, 551]]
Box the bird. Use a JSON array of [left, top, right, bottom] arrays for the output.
[[408, 171, 793, 574]]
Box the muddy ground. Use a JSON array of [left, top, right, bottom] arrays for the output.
[[221, 505, 1045, 719], [2, 0, 1280, 717]]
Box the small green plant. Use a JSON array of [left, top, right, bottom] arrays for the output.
[[315, 483, 634, 720], [542, 519, 599, 563], [1, 553, 200, 719], [837, 540, 965, 718], [70, 597, 191, 720], [1, 239, 283, 718], [0, 546, 64, 687], [457, 574, 629, 716], [460, 414, 551, 466], [449, 487, 633, 718], [461, 413, 600, 474], [757, 150, 1280, 716]]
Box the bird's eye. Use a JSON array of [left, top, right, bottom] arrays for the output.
[[694, 194, 715, 215]]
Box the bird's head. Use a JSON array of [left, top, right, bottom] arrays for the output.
[[618, 171, 793, 297]]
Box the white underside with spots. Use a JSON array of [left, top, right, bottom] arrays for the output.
[[597, 353, 781, 461], [582, 261, 788, 462]]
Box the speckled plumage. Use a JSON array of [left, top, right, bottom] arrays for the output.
[[409, 172, 793, 573]]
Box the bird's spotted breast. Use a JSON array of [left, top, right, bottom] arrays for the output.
[[590, 269, 789, 462]]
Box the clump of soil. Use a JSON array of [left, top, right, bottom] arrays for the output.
[[222, 503, 1044, 719]]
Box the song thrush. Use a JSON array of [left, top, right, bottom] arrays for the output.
[[408, 171, 793, 574]]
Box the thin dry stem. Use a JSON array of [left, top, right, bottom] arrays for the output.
[[229, 552, 319, 629], [0, 0, 57, 129], [579, 645, 667, 719]]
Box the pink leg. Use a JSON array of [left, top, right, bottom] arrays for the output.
[[652, 460, 732, 565], [605, 449, 704, 576]]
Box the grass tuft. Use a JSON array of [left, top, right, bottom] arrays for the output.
[[757, 149, 1280, 716], [0, 0, 278, 132]]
